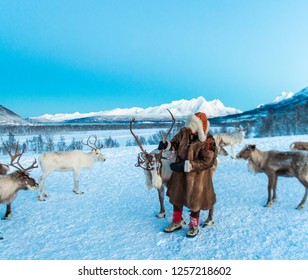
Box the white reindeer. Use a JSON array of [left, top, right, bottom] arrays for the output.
[[130, 110, 176, 218], [38, 135, 106, 201], [214, 126, 247, 158], [0, 143, 38, 219]]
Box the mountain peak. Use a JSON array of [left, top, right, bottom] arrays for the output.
[[272, 91, 294, 103], [0, 105, 29, 125], [30, 97, 242, 123]]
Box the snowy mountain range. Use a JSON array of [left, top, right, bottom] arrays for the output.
[[0, 89, 307, 129], [29, 96, 241, 123], [257, 91, 295, 108], [213, 87, 307, 122], [210, 87, 308, 137], [0, 105, 29, 125]]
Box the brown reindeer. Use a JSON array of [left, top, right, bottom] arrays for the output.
[[290, 141, 308, 151], [0, 143, 38, 219], [237, 144, 308, 209]]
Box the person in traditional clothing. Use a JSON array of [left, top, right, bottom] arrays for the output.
[[158, 112, 217, 237]]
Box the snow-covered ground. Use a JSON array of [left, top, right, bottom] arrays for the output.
[[0, 132, 307, 260]]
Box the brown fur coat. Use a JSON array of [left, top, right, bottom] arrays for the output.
[[166, 127, 217, 212]]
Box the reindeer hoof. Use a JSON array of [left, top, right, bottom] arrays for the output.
[[296, 205, 304, 210], [201, 220, 214, 227], [2, 215, 11, 220], [264, 203, 272, 208], [73, 190, 84, 195], [156, 212, 166, 218], [38, 196, 46, 201]]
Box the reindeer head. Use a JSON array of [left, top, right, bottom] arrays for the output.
[[14, 172, 38, 190], [236, 144, 256, 159], [239, 128, 247, 137], [82, 135, 106, 162], [3, 143, 39, 190], [135, 151, 165, 173], [234, 124, 247, 137], [130, 109, 175, 189]]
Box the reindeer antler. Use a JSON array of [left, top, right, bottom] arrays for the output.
[[135, 153, 152, 170], [129, 117, 148, 156], [3, 143, 38, 173], [82, 135, 103, 150], [162, 109, 175, 143]]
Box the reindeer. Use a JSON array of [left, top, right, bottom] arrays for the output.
[[214, 126, 247, 158], [131, 110, 218, 223], [0, 163, 10, 175], [290, 141, 308, 151], [38, 135, 106, 201], [130, 110, 176, 218], [0, 143, 38, 219], [236, 144, 308, 209]]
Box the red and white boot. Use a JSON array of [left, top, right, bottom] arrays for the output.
[[186, 216, 199, 237], [164, 210, 186, 233]]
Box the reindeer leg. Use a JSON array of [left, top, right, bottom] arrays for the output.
[[272, 175, 278, 203], [265, 173, 276, 207], [2, 203, 12, 220], [73, 170, 84, 194], [201, 207, 214, 227], [296, 188, 307, 210], [231, 145, 235, 159], [156, 186, 166, 218], [38, 173, 49, 201]]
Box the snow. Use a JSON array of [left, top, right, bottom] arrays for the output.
[[0, 131, 307, 260], [30, 96, 241, 122], [272, 91, 294, 103], [36, 112, 101, 122], [258, 91, 295, 108]]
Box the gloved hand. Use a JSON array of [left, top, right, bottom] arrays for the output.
[[184, 160, 192, 172], [170, 161, 185, 172], [158, 141, 168, 150]]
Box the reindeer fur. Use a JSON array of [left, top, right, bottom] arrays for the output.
[[214, 128, 247, 158], [237, 144, 308, 209], [0, 172, 38, 219], [38, 149, 106, 200], [290, 141, 308, 151]]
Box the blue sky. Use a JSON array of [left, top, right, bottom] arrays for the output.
[[0, 0, 307, 118]]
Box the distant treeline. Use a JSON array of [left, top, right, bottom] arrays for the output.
[[0, 124, 183, 154], [0, 122, 183, 136], [0, 132, 120, 154], [0, 103, 307, 145], [210, 101, 308, 137], [257, 105, 308, 137]]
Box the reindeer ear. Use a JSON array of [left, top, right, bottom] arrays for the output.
[[14, 171, 23, 178]]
